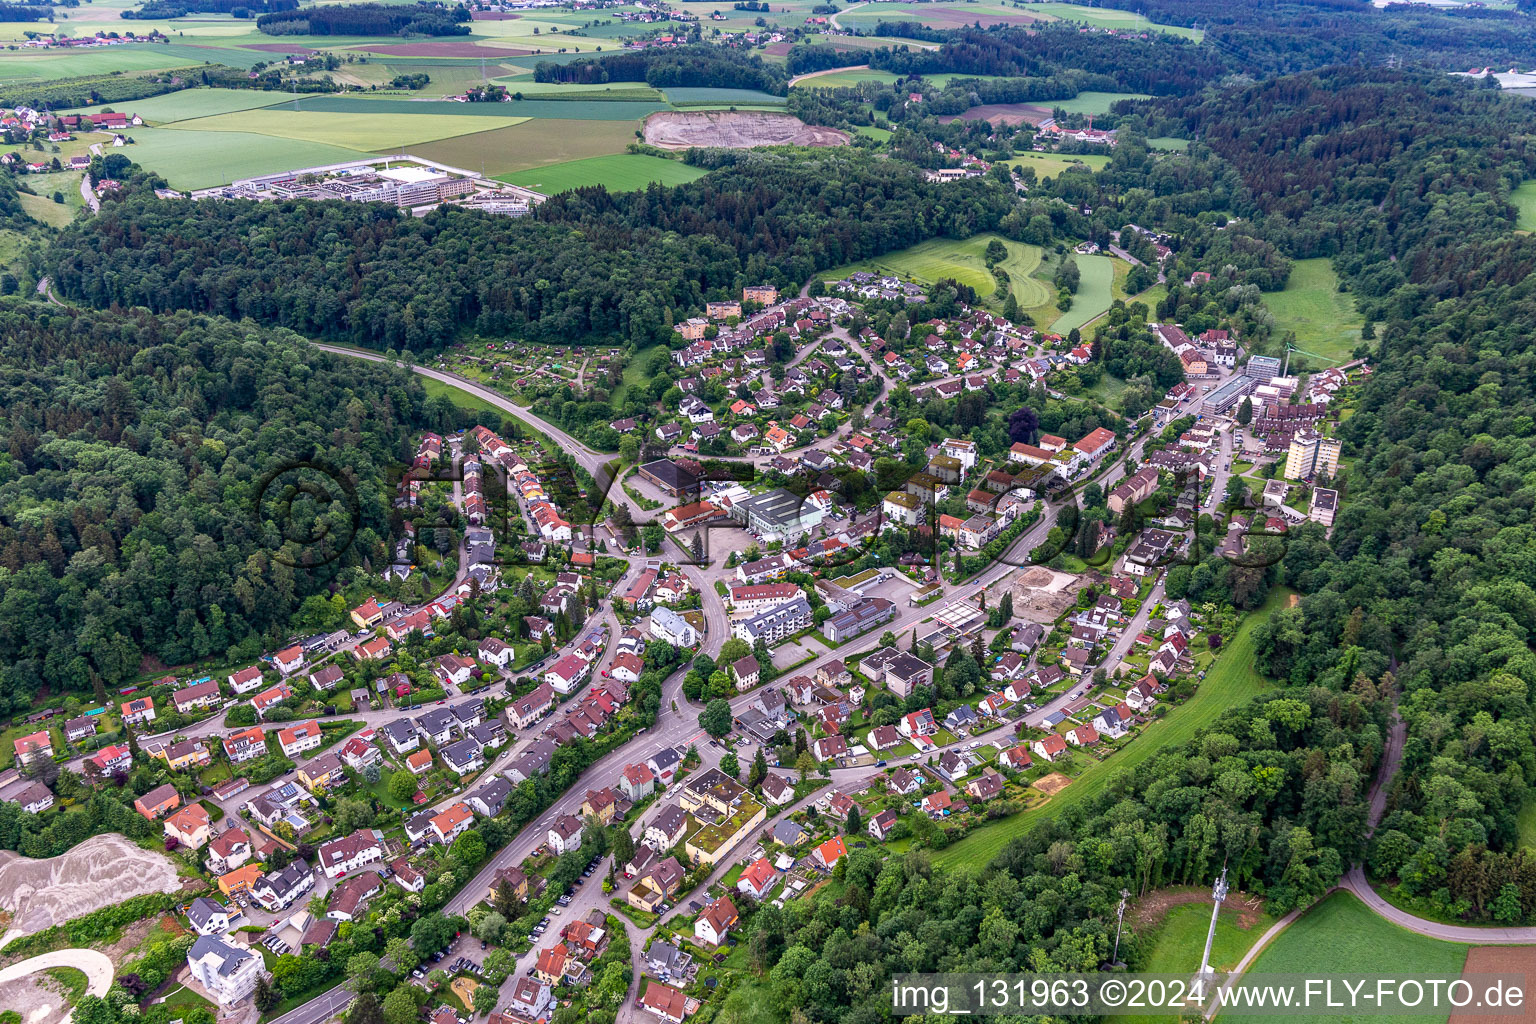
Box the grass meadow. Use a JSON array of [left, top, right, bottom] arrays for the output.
[[1264, 257, 1364, 366], [820, 235, 1049, 312], [498, 153, 707, 193]]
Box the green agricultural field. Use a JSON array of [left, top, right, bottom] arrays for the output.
[[1048, 90, 1153, 115], [836, 1, 1049, 30], [1263, 257, 1363, 366], [820, 234, 1047, 311], [412, 118, 642, 176], [920, 72, 1014, 88], [855, 125, 893, 142], [63, 88, 291, 125], [1028, 2, 1203, 39], [289, 94, 667, 120], [499, 153, 707, 194], [1147, 136, 1191, 151], [0, 43, 264, 81], [1511, 179, 1536, 230], [172, 108, 528, 152], [1050, 253, 1116, 334], [488, 79, 666, 101], [793, 69, 902, 90], [1224, 893, 1468, 1024], [932, 588, 1289, 872], [1006, 151, 1111, 177], [663, 87, 787, 106], [123, 126, 367, 190]]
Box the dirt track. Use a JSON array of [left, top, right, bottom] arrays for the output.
[[643, 111, 850, 150]]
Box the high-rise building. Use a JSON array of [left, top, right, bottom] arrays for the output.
[[1285, 428, 1341, 481]]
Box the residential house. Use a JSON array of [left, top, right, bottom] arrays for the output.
[[134, 783, 181, 820], [619, 763, 656, 802], [694, 895, 739, 946], [327, 872, 382, 922], [120, 696, 156, 726], [965, 770, 1005, 802], [318, 828, 385, 879], [813, 835, 848, 870], [999, 745, 1034, 772], [548, 813, 583, 855], [251, 860, 315, 912], [430, 802, 474, 844], [173, 679, 222, 714], [278, 721, 323, 758], [637, 982, 694, 1024], [737, 857, 778, 901], [164, 803, 212, 849], [251, 683, 293, 719], [1033, 734, 1068, 762]]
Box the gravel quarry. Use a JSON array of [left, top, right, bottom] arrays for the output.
[[643, 111, 850, 150], [0, 834, 181, 947]]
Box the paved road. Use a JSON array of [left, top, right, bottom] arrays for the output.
[[80, 173, 98, 213]]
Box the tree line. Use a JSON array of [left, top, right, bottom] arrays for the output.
[[534, 44, 790, 94], [45, 151, 1014, 352], [257, 2, 469, 37]]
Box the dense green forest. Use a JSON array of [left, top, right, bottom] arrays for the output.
[[256, 1, 468, 37], [44, 152, 1013, 350], [1082, 0, 1536, 71], [534, 45, 789, 94], [868, 24, 1225, 96], [0, 303, 457, 709], [126, 0, 295, 19]]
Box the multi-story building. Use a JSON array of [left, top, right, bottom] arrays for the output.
[[732, 596, 812, 646], [1284, 428, 1341, 481], [188, 935, 266, 1005]]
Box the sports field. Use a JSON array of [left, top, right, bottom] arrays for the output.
[[1511, 179, 1536, 230], [820, 235, 1048, 311], [1263, 258, 1363, 366], [1050, 253, 1116, 333], [1048, 90, 1152, 115], [1224, 893, 1468, 1024], [499, 154, 708, 193], [932, 588, 1287, 872]]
